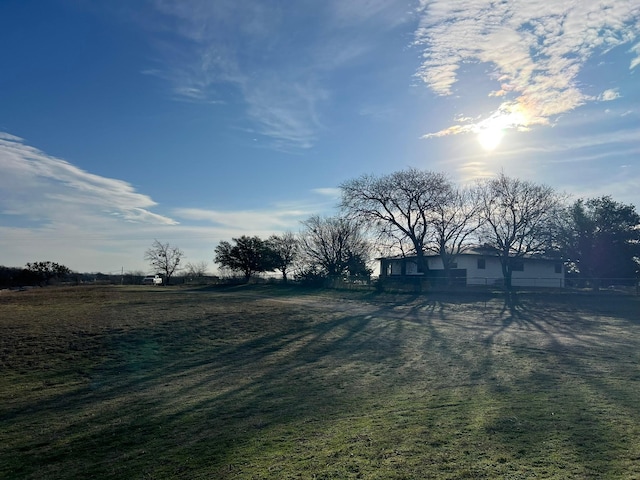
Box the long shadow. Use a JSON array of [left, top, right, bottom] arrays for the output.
[[2, 289, 417, 478], [476, 290, 640, 476], [2, 287, 639, 478]]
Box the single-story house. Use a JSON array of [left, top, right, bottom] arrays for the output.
[[379, 251, 564, 288]]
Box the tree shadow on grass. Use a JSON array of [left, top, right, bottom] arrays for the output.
[[2, 287, 639, 479], [475, 290, 640, 477], [2, 291, 418, 478]]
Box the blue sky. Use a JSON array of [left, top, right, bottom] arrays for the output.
[[1, 0, 639, 274]]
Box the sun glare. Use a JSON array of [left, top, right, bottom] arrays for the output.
[[475, 104, 530, 151], [477, 126, 504, 151]]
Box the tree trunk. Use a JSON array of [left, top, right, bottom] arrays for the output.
[[501, 260, 513, 290]]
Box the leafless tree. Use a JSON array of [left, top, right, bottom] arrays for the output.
[[267, 232, 298, 283], [144, 239, 184, 285], [298, 215, 370, 278], [425, 185, 482, 282], [340, 168, 450, 274], [476, 172, 563, 289], [184, 261, 209, 279]]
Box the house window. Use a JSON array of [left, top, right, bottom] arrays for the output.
[[477, 258, 486, 270], [511, 260, 524, 272], [555, 263, 562, 274]]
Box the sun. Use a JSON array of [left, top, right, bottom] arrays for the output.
[[477, 125, 504, 151], [474, 103, 530, 151]]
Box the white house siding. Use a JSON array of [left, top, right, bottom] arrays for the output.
[[463, 256, 564, 288], [459, 256, 503, 286], [383, 254, 564, 288]]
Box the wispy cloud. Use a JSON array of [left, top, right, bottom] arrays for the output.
[[173, 207, 310, 232], [0, 133, 341, 271], [0, 133, 177, 226], [311, 187, 341, 198], [139, 0, 411, 149], [415, 1, 640, 138], [0, 133, 185, 272]]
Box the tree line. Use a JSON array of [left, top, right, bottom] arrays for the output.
[[4, 170, 636, 290], [209, 169, 640, 289], [213, 217, 371, 284], [0, 261, 72, 288]]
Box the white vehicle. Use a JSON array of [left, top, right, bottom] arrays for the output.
[[142, 274, 163, 285]]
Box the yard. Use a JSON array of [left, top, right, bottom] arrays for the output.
[[1, 285, 639, 479]]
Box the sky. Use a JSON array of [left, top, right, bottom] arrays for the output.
[[1, 0, 639, 274]]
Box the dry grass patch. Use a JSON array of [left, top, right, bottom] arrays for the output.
[[1, 285, 639, 479]]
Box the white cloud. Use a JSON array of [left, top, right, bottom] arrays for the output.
[[330, 0, 412, 28], [243, 78, 328, 150], [138, 0, 410, 150], [0, 134, 177, 225], [598, 89, 621, 102], [311, 187, 341, 198], [0, 134, 342, 272], [630, 42, 640, 70], [415, 0, 640, 138], [173, 207, 311, 231], [0, 134, 186, 272]]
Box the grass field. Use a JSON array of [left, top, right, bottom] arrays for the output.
[[1, 285, 639, 479]]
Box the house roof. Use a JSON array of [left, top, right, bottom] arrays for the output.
[[378, 248, 562, 263]]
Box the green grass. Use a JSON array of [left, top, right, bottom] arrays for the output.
[[1, 285, 640, 479]]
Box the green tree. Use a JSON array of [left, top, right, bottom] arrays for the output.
[[214, 236, 275, 281], [560, 196, 640, 287], [25, 261, 72, 285]]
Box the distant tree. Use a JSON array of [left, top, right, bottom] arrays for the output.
[[214, 236, 275, 281], [0, 266, 18, 288], [341, 168, 451, 275], [123, 270, 145, 285], [345, 252, 373, 279], [25, 261, 72, 285], [558, 196, 640, 287], [184, 261, 209, 279], [298, 215, 370, 278], [144, 239, 184, 285], [0, 265, 40, 287], [266, 232, 298, 283], [476, 173, 563, 289]]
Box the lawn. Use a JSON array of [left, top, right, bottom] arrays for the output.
[[1, 285, 639, 479]]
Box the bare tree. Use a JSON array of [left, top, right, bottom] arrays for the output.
[[184, 261, 209, 279], [144, 239, 184, 285], [298, 215, 370, 278], [266, 232, 298, 283], [476, 173, 563, 289], [427, 185, 482, 283], [340, 168, 450, 274]]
